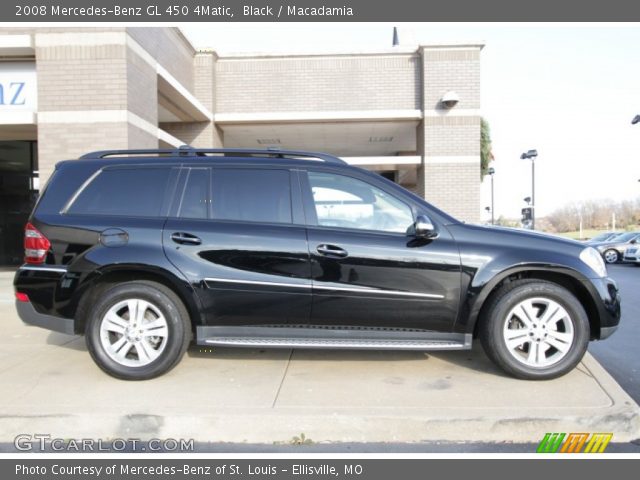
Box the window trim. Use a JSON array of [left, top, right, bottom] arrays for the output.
[[300, 169, 416, 236], [175, 167, 211, 220]]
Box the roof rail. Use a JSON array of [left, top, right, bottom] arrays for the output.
[[79, 146, 347, 165]]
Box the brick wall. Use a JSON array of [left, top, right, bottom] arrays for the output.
[[37, 122, 129, 180], [215, 53, 420, 113], [422, 49, 481, 111], [126, 48, 158, 125], [33, 30, 161, 183], [418, 162, 481, 221], [127, 27, 195, 93], [35, 43, 129, 112], [423, 116, 481, 157], [418, 46, 482, 223]]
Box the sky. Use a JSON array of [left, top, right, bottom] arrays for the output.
[[182, 24, 640, 220]]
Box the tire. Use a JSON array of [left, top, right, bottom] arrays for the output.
[[479, 280, 590, 380], [85, 280, 191, 380], [603, 249, 619, 264]]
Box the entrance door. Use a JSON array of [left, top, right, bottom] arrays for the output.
[[0, 141, 38, 265]]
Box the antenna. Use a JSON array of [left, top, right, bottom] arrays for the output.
[[392, 27, 399, 47]]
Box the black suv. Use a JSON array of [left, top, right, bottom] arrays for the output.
[[14, 147, 621, 380]]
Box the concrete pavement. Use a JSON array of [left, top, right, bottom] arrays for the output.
[[1, 270, 639, 447]]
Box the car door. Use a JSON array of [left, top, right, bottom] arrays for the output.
[[163, 166, 312, 327], [300, 169, 461, 332]]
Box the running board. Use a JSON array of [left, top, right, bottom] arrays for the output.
[[196, 326, 471, 351]]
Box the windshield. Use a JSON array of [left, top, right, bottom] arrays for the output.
[[591, 232, 613, 242], [610, 232, 638, 242]]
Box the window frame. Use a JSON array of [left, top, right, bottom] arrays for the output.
[[173, 167, 212, 220], [62, 164, 179, 219], [300, 168, 417, 236]]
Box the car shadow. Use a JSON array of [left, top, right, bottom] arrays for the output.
[[187, 343, 511, 378], [45, 332, 86, 350], [46, 333, 510, 378]]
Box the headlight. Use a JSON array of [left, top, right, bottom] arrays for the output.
[[580, 247, 607, 278]]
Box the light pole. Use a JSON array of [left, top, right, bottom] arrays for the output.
[[488, 167, 495, 225], [520, 150, 538, 229]]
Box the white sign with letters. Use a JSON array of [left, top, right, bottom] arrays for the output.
[[0, 61, 37, 112]]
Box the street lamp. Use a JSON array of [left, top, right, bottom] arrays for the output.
[[487, 167, 496, 225], [520, 149, 538, 229]]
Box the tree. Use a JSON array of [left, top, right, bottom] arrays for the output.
[[480, 117, 495, 179]]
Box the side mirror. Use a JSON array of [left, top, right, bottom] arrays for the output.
[[414, 214, 438, 239], [631, 239, 637, 244]]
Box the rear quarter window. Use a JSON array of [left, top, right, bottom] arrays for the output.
[[66, 167, 173, 217]]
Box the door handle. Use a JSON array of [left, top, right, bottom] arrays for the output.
[[316, 244, 348, 258], [171, 232, 202, 245]]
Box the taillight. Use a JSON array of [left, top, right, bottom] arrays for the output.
[[15, 292, 29, 303], [24, 222, 51, 265]]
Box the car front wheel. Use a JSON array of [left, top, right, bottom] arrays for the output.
[[479, 279, 590, 380], [603, 249, 619, 264], [86, 280, 191, 380]]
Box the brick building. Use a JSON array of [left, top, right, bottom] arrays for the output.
[[0, 27, 482, 264]]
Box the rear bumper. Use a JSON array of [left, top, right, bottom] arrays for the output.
[[15, 300, 75, 335], [14, 264, 78, 335]]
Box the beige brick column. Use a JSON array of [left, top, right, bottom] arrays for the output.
[[160, 52, 222, 148], [35, 29, 159, 186], [417, 46, 482, 223]]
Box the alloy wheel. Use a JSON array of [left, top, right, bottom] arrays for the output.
[[99, 299, 169, 368], [604, 250, 619, 264], [502, 297, 575, 368]]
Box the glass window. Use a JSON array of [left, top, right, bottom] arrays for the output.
[[308, 171, 414, 233], [211, 169, 292, 224], [67, 167, 172, 217], [177, 169, 209, 219]]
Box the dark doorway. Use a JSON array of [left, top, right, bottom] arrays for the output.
[[0, 141, 38, 266], [378, 170, 398, 183]]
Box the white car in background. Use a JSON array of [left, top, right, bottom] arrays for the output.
[[623, 245, 640, 266]]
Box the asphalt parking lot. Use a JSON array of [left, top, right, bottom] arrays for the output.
[[0, 267, 638, 452], [590, 263, 640, 403]]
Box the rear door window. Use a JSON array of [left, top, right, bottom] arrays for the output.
[[66, 167, 173, 217], [211, 169, 292, 224]]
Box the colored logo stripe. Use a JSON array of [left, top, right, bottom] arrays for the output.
[[560, 433, 590, 453], [583, 433, 613, 453], [537, 433, 613, 453], [537, 433, 565, 453]]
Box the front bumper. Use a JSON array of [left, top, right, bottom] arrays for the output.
[[586, 276, 621, 339], [15, 300, 75, 335]]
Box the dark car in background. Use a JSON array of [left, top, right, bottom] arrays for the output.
[[13, 148, 621, 381]]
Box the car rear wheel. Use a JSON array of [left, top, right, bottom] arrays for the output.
[[86, 281, 191, 380], [479, 279, 590, 380], [603, 249, 619, 264]]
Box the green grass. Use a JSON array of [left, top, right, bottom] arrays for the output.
[[556, 226, 638, 241], [557, 229, 603, 240]]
